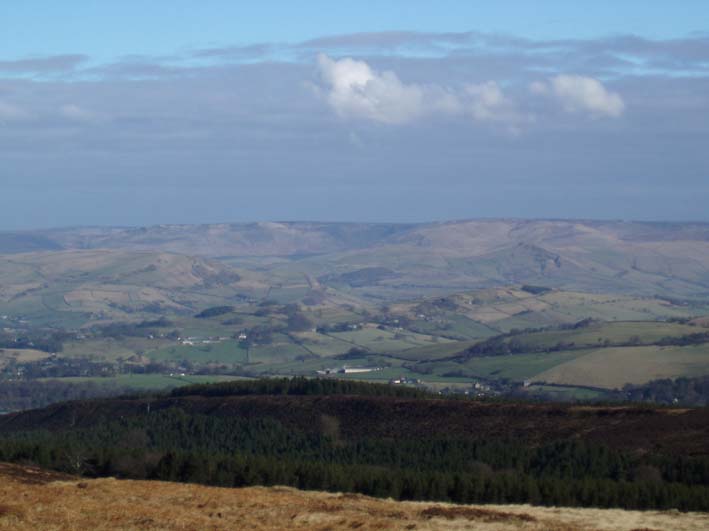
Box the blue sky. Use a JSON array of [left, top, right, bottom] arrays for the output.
[[1, 2, 708, 228], [0, 0, 709, 55], [2, 1, 706, 62]]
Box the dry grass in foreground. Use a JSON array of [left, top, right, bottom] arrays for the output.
[[1, 463, 708, 530]]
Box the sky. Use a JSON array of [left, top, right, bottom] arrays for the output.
[[1, 1, 709, 229]]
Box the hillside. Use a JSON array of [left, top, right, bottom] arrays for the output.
[[0, 249, 251, 326], [1, 463, 707, 531], [2, 381, 709, 512], [3, 391, 708, 455]]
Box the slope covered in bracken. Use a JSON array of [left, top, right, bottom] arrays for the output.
[[1, 462, 708, 531]]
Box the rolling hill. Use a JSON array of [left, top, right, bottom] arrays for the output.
[[0, 250, 252, 326], [3, 219, 709, 300], [1, 219, 709, 399]]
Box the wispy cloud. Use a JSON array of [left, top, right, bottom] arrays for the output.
[[188, 31, 709, 77], [0, 54, 88, 74]]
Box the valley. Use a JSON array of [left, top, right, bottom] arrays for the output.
[[1, 220, 709, 409]]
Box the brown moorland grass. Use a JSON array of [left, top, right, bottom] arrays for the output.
[[1, 463, 708, 531]]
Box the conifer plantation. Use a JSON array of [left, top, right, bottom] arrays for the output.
[[1, 378, 708, 511]]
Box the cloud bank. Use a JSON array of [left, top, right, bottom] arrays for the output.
[[317, 54, 621, 127], [0, 31, 707, 227]]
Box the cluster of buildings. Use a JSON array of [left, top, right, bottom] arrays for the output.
[[388, 376, 421, 385], [316, 365, 382, 375], [179, 336, 230, 346]]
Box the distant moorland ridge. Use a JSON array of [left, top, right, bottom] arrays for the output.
[[2, 219, 709, 298]]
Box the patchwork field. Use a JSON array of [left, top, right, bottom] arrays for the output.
[[2, 219, 709, 399]]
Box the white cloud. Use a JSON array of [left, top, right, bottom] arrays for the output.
[[464, 81, 532, 134], [465, 82, 521, 122], [317, 54, 425, 124], [532, 75, 625, 118], [316, 54, 526, 129], [316, 57, 620, 130], [466, 81, 507, 120]]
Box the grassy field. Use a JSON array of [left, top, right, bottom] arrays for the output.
[[411, 324, 709, 389], [414, 349, 591, 381], [463, 350, 592, 381], [390, 340, 477, 361], [247, 340, 313, 363], [39, 374, 249, 390], [534, 344, 709, 389], [150, 340, 248, 364], [504, 321, 699, 350], [286, 331, 353, 357], [61, 337, 170, 361], [324, 327, 443, 352], [0, 348, 51, 367], [408, 314, 499, 340], [458, 289, 709, 331]]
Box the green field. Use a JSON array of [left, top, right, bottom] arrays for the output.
[[150, 340, 248, 364], [324, 327, 443, 352], [62, 337, 171, 361], [390, 340, 477, 361], [39, 374, 250, 390], [534, 344, 709, 389], [464, 350, 592, 381], [505, 321, 699, 350], [414, 349, 591, 381]]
